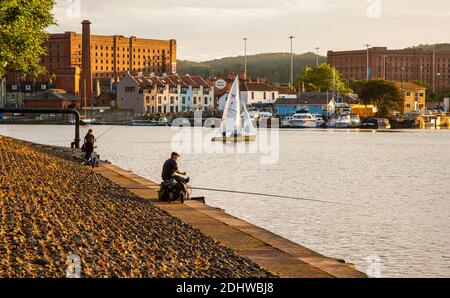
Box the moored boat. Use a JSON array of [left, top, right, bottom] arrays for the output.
[[335, 115, 352, 128], [289, 111, 318, 128]]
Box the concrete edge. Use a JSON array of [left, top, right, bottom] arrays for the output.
[[100, 162, 366, 278]]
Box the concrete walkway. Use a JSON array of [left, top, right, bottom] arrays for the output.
[[97, 163, 367, 278]]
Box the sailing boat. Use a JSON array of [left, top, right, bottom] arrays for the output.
[[212, 77, 256, 142]]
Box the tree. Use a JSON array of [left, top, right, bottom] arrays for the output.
[[294, 64, 352, 94], [357, 79, 404, 118], [0, 0, 56, 78], [177, 52, 327, 85]]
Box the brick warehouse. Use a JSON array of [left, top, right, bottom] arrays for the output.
[[327, 47, 450, 92], [6, 20, 177, 107]]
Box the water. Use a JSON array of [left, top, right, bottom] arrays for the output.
[[1, 124, 450, 278]]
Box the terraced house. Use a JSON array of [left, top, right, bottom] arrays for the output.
[[117, 73, 214, 115]]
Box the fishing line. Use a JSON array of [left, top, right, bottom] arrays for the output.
[[190, 186, 359, 207], [96, 126, 115, 140]]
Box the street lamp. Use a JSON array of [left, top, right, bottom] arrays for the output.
[[289, 36, 295, 88], [381, 55, 388, 79], [364, 44, 371, 80], [400, 66, 405, 85], [315, 47, 320, 67], [242, 37, 249, 80], [1, 62, 7, 108], [420, 65, 424, 85]]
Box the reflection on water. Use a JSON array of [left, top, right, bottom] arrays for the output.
[[1, 125, 450, 278]]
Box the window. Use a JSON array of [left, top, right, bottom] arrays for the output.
[[125, 87, 136, 92]]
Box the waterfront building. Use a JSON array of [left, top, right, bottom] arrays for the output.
[[4, 81, 54, 108], [217, 79, 280, 111], [273, 92, 336, 116], [395, 82, 427, 114], [240, 81, 279, 105], [6, 20, 177, 107], [328, 47, 450, 92], [23, 89, 80, 109], [276, 86, 297, 99], [117, 73, 214, 115]]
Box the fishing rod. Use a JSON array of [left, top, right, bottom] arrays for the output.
[[96, 126, 115, 140], [190, 186, 359, 207]]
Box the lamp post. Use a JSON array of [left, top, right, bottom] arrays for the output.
[[401, 66, 405, 86], [1, 62, 7, 108], [381, 55, 388, 79], [315, 47, 320, 67], [420, 65, 424, 85], [242, 37, 249, 80], [436, 72, 441, 93], [289, 36, 295, 88], [432, 48, 436, 93], [365, 44, 371, 80]]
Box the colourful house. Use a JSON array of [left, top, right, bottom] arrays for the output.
[[274, 92, 336, 116], [395, 82, 426, 114]]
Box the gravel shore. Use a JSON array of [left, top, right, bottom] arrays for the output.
[[0, 136, 276, 278]]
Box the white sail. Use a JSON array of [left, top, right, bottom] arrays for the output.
[[220, 76, 241, 133], [242, 103, 256, 136]]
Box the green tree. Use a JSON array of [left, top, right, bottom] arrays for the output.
[[0, 0, 56, 78], [358, 79, 404, 117], [294, 64, 352, 94]]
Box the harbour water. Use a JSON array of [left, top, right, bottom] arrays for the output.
[[1, 124, 449, 277]]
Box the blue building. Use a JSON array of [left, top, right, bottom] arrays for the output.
[[274, 92, 336, 116]]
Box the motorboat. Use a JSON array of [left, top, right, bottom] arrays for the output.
[[359, 118, 391, 129], [315, 115, 326, 128], [335, 115, 352, 128], [130, 118, 170, 126], [281, 116, 293, 128], [350, 115, 361, 128], [289, 111, 318, 128], [326, 117, 337, 128]]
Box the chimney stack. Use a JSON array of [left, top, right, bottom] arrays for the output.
[[81, 20, 93, 107]]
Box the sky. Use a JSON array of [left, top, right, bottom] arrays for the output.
[[49, 0, 450, 61]]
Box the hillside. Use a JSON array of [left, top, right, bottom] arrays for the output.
[[177, 52, 326, 85], [405, 43, 450, 52]]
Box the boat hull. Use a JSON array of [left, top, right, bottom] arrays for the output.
[[289, 121, 317, 128], [211, 135, 257, 142]]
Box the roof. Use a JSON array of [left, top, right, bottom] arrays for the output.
[[274, 92, 332, 106], [128, 73, 211, 89], [189, 75, 210, 88], [26, 89, 79, 101], [395, 82, 426, 91], [241, 82, 278, 92], [276, 86, 296, 95]]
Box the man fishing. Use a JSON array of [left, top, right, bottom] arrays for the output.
[[162, 152, 190, 196], [83, 129, 95, 163]]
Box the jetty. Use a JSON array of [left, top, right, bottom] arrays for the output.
[[0, 135, 366, 278]]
